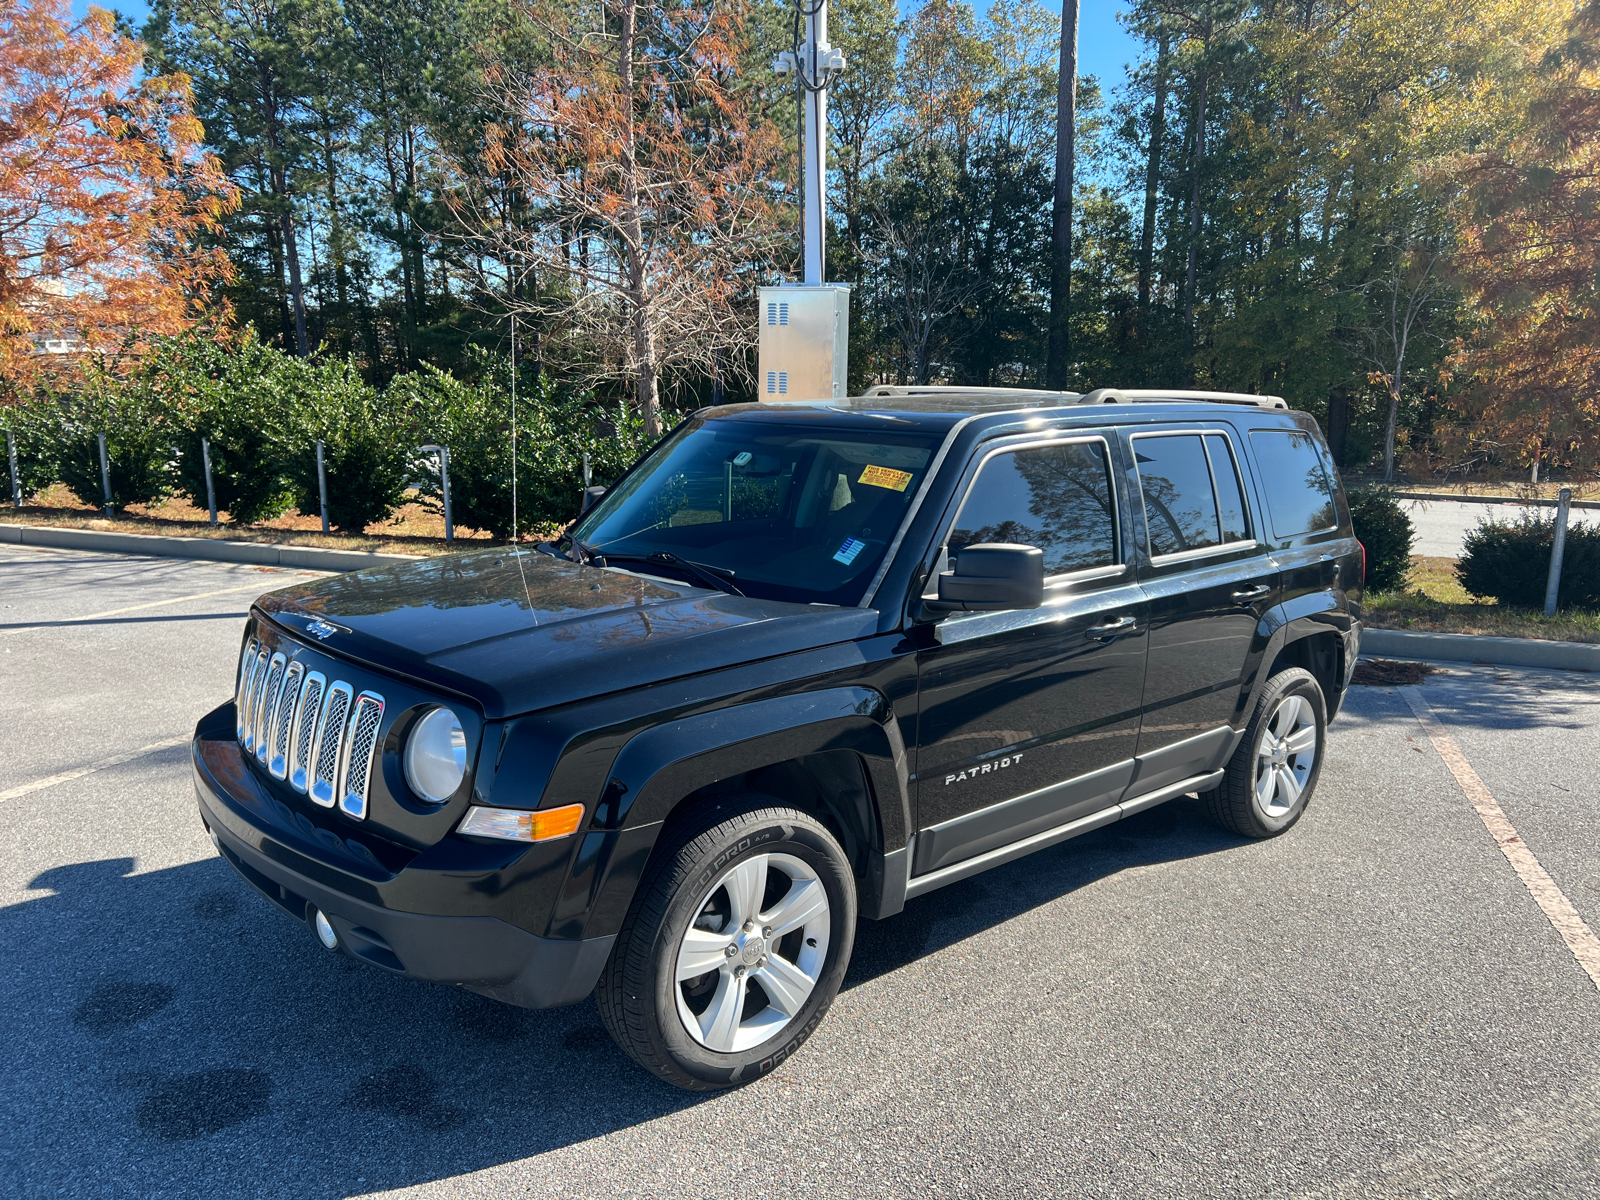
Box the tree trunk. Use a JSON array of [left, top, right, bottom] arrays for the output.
[[1327, 386, 1349, 468], [1184, 40, 1211, 335], [278, 201, 310, 357], [1137, 29, 1169, 316], [1046, 0, 1079, 390], [1383, 386, 1400, 482], [617, 0, 659, 436], [260, 70, 309, 357]]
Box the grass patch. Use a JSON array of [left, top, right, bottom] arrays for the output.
[[1, 485, 563, 557], [1365, 555, 1600, 643]]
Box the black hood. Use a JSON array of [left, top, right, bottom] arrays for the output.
[[254, 549, 879, 719]]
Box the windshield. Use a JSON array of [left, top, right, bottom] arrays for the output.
[[567, 416, 945, 606]]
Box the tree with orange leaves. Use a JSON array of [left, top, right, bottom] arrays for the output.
[[0, 0, 237, 393], [449, 0, 786, 436], [1450, 1, 1600, 476]]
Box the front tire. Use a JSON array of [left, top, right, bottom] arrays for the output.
[[1204, 667, 1326, 838], [596, 796, 856, 1090]]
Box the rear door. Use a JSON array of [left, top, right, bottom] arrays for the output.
[[1124, 425, 1278, 795], [911, 431, 1149, 876]]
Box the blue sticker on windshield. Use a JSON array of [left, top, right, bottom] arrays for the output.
[[833, 537, 867, 565]]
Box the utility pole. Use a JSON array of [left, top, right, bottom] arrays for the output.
[[1047, 0, 1079, 390], [766, 1, 850, 400]]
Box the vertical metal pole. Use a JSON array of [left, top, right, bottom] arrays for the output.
[[1544, 487, 1572, 618], [583, 451, 591, 489], [201, 436, 218, 526], [7, 430, 19, 507], [316, 439, 329, 533], [801, 1, 828, 284], [439, 446, 454, 543], [97, 432, 113, 517]]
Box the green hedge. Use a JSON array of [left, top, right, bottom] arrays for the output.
[[1, 334, 646, 536], [1346, 486, 1415, 593], [1457, 513, 1600, 610]]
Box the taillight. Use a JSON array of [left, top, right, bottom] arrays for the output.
[[1357, 540, 1366, 582]]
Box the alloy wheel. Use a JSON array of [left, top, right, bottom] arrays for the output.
[[1254, 693, 1318, 819]]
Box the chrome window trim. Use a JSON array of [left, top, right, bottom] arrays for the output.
[[268, 660, 305, 780], [338, 691, 386, 820], [934, 579, 1147, 646], [925, 433, 1123, 599], [308, 681, 353, 808], [1129, 427, 1256, 564], [289, 671, 327, 794]]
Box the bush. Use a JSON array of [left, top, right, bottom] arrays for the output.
[[273, 357, 413, 532], [32, 364, 176, 511], [395, 353, 653, 539], [1457, 513, 1600, 610], [152, 334, 294, 524], [1346, 486, 1414, 592]]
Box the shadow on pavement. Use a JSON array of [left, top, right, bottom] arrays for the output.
[[2, 799, 1244, 1197]]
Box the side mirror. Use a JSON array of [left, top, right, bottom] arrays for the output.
[[580, 486, 606, 515], [931, 543, 1045, 612]]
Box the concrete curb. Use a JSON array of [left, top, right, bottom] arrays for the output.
[[1361, 627, 1600, 672], [1391, 490, 1600, 512], [0, 522, 423, 572]]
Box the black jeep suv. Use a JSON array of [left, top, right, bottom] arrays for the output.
[[193, 386, 1362, 1089]]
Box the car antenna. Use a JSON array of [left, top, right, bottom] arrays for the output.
[[510, 312, 520, 554]]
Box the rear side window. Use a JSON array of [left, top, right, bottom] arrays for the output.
[[1205, 434, 1251, 544], [949, 439, 1118, 576], [1249, 429, 1336, 539], [1134, 433, 1221, 557]]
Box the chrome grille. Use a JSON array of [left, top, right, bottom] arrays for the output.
[[235, 638, 261, 741], [241, 647, 271, 753], [289, 671, 325, 793], [268, 661, 304, 779], [253, 653, 287, 763], [309, 682, 353, 807], [339, 692, 386, 819]]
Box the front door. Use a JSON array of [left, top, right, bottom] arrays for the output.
[[1124, 426, 1279, 793], [912, 433, 1149, 877]]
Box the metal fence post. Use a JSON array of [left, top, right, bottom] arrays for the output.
[[316, 439, 329, 533], [201, 436, 218, 526], [418, 444, 454, 543], [97, 432, 113, 517], [583, 451, 591, 489], [1544, 487, 1572, 618], [7, 430, 19, 507]]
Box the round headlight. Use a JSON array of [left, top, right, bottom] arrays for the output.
[[404, 706, 467, 803]]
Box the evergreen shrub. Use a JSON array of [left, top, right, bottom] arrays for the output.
[[1457, 513, 1600, 610], [1345, 486, 1414, 592]]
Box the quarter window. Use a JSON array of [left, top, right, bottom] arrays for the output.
[[948, 440, 1118, 577], [1249, 429, 1337, 539], [1205, 434, 1251, 544]]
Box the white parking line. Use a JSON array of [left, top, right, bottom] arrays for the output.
[[0, 582, 264, 638], [1402, 686, 1600, 992], [0, 735, 191, 802]]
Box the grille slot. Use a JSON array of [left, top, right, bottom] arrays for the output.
[[268, 661, 305, 779], [254, 653, 287, 764], [235, 638, 261, 742], [339, 692, 386, 819], [290, 671, 326, 793], [241, 647, 271, 753], [309, 682, 353, 807]]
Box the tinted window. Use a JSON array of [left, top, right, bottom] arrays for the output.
[[570, 418, 941, 605], [1205, 434, 1250, 543], [1135, 434, 1220, 557], [949, 440, 1117, 576], [1250, 429, 1336, 539]]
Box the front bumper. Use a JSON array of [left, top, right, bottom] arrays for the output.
[[192, 708, 612, 1009]]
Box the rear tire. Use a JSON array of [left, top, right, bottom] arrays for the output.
[[1203, 667, 1326, 838], [595, 796, 856, 1090]]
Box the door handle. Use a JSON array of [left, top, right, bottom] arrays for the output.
[[1089, 615, 1137, 640], [1231, 584, 1272, 603]]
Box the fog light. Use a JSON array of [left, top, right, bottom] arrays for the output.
[[313, 909, 339, 950], [457, 803, 585, 842]]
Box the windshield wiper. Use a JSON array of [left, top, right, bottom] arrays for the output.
[[603, 552, 744, 597]]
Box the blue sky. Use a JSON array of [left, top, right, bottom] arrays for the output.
[[83, 0, 1143, 91]]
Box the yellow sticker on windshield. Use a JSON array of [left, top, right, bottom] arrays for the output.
[[858, 464, 912, 492]]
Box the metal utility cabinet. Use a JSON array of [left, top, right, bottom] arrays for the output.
[[757, 285, 849, 402]]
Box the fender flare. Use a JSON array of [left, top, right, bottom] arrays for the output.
[[1248, 593, 1356, 719], [570, 687, 913, 939]]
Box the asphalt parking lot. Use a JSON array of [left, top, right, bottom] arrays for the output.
[[3, 543, 1598, 1200]]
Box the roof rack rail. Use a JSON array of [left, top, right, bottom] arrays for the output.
[[859, 384, 1083, 401], [1078, 387, 1288, 410]]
